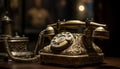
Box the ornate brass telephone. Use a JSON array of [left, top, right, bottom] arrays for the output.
[[3, 19, 109, 66]]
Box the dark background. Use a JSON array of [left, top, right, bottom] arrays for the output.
[[0, 0, 119, 57]]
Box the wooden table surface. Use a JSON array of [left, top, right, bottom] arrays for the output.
[[0, 57, 120, 69]]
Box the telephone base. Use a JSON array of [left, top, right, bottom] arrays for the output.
[[40, 53, 104, 67]]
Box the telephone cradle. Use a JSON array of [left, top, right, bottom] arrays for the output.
[[39, 32, 104, 66], [2, 20, 109, 67], [38, 20, 109, 66]]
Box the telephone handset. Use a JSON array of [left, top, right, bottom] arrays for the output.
[[4, 20, 109, 66]]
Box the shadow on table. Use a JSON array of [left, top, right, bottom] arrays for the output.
[[95, 65, 120, 69], [0, 67, 10, 69], [41, 62, 120, 69]]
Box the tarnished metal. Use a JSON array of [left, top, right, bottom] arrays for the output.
[[39, 20, 108, 66], [0, 34, 31, 59], [93, 26, 109, 39], [3, 19, 109, 66], [0, 11, 31, 61], [0, 11, 12, 37], [49, 20, 106, 29]]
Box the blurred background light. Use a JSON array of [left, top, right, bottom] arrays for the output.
[[78, 4, 85, 12]]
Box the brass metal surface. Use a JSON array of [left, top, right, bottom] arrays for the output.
[[1, 20, 109, 66]]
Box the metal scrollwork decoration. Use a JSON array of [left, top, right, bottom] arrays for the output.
[[2, 18, 109, 66]]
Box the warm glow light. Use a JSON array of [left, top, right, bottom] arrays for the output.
[[78, 5, 85, 12]]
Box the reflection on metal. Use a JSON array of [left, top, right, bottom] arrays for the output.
[[0, 10, 31, 61], [0, 33, 30, 61], [0, 11, 12, 37], [93, 26, 109, 39], [3, 19, 109, 67], [39, 19, 109, 66], [0, 11, 13, 61]]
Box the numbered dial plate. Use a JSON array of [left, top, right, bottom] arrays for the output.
[[50, 32, 74, 50]]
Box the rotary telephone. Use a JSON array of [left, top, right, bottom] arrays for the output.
[[4, 19, 109, 66]]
